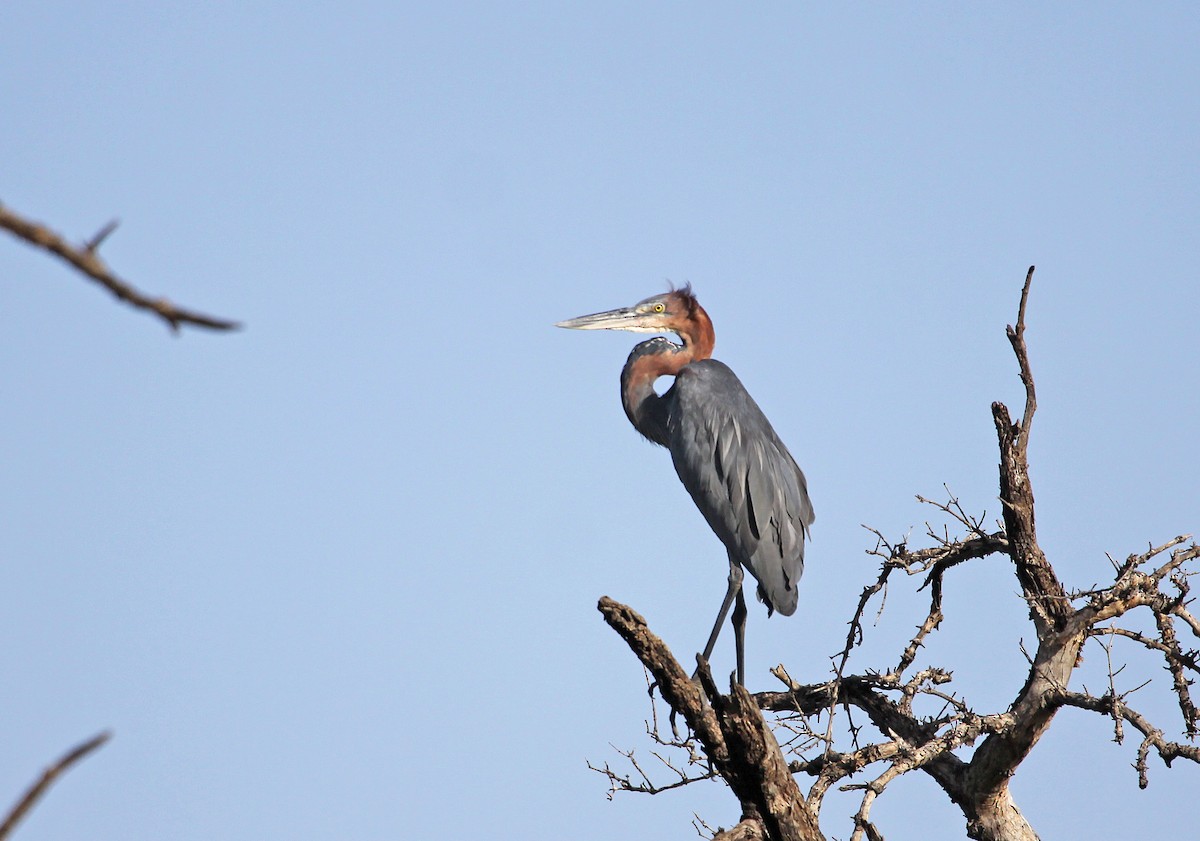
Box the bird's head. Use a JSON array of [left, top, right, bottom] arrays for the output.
[[555, 285, 712, 354]]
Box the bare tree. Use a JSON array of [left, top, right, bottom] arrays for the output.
[[593, 268, 1199, 841]]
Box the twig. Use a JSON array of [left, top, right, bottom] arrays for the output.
[[1089, 625, 1200, 672], [0, 201, 239, 332], [1058, 691, 1200, 788], [587, 671, 720, 799], [83, 218, 119, 253], [1009, 265, 1038, 439], [0, 732, 111, 841]]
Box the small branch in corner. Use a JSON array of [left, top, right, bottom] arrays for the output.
[[0, 201, 240, 333], [0, 731, 111, 841]]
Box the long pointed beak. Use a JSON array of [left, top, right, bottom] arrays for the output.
[[555, 306, 658, 332]]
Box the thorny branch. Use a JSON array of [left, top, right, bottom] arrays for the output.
[[1058, 691, 1200, 788], [591, 268, 1198, 841], [855, 493, 1008, 681], [0, 201, 239, 332]]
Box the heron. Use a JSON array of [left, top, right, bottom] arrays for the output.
[[557, 285, 814, 685]]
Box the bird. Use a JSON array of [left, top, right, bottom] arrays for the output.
[[556, 285, 814, 684]]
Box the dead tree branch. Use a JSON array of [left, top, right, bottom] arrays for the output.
[[1058, 691, 1200, 788], [712, 818, 769, 841], [0, 201, 239, 332], [0, 732, 111, 841], [991, 266, 1071, 634], [598, 597, 824, 841]]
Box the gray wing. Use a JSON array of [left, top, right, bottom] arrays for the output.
[[666, 360, 814, 616]]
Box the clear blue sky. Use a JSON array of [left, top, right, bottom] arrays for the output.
[[3, 4, 1197, 839]]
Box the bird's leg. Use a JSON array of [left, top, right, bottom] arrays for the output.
[[699, 558, 744, 671], [732, 586, 748, 686]]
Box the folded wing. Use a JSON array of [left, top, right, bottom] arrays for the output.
[[666, 360, 814, 616]]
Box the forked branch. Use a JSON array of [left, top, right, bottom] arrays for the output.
[[0, 202, 239, 332]]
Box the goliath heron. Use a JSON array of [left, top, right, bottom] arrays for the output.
[[557, 286, 814, 684]]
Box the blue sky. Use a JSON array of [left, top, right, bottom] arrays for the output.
[[2, 4, 1197, 839]]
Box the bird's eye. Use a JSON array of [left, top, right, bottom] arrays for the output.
[[653, 303, 665, 313]]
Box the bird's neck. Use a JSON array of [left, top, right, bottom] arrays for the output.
[[621, 349, 675, 446], [680, 302, 715, 361], [620, 325, 714, 445]]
